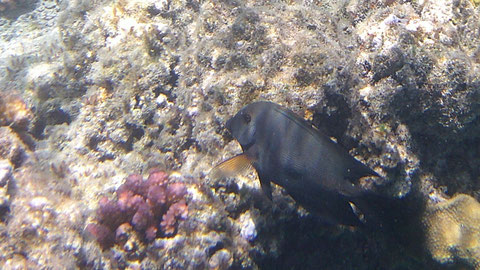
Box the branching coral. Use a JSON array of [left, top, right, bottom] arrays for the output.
[[423, 194, 480, 269], [86, 169, 188, 249]]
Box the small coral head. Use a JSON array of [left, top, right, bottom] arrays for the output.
[[147, 185, 167, 207], [86, 223, 114, 249], [160, 199, 188, 236], [119, 174, 146, 195], [117, 190, 134, 212], [147, 169, 169, 186], [97, 197, 124, 227], [166, 183, 188, 202], [132, 202, 154, 231], [145, 226, 158, 242]]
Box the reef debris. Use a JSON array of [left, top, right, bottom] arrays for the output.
[[423, 194, 480, 269], [86, 169, 188, 250]]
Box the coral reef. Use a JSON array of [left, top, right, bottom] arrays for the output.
[[0, 0, 479, 268], [0, 162, 87, 269], [424, 194, 480, 268], [86, 169, 188, 250]]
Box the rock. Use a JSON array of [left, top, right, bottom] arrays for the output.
[[239, 211, 257, 242], [0, 160, 12, 217], [0, 127, 27, 168], [208, 249, 233, 270], [0, 159, 12, 188]]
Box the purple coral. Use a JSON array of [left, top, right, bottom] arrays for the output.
[[161, 199, 188, 236], [86, 169, 188, 249]]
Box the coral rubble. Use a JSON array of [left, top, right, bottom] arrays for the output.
[[86, 169, 188, 249], [424, 194, 480, 268]]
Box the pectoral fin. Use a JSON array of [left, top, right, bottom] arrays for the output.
[[211, 154, 253, 179]]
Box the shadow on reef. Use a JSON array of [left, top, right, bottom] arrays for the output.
[[311, 89, 353, 149], [221, 179, 434, 269], [251, 208, 472, 270]]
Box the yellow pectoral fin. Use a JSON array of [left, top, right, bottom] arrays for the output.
[[211, 154, 253, 179]]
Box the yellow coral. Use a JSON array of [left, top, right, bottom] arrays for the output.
[[423, 194, 480, 269]]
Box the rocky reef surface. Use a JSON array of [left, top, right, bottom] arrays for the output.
[[1, 0, 480, 269]]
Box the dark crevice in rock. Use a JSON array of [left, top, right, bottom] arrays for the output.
[[168, 59, 179, 89], [312, 90, 353, 149], [31, 118, 46, 139], [87, 135, 102, 151], [99, 152, 115, 162]]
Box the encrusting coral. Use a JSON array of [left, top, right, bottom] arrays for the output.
[[86, 169, 188, 249], [423, 194, 480, 269]]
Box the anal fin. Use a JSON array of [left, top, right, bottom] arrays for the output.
[[256, 169, 273, 200]]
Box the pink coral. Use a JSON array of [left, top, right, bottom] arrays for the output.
[[86, 223, 114, 248], [160, 199, 188, 236], [117, 174, 146, 195], [145, 226, 158, 242], [146, 169, 169, 186], [86, 169, 188, 249], [166, 183, 188, 201]]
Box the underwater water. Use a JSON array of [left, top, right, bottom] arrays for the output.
[[1, 0, 480, 269]]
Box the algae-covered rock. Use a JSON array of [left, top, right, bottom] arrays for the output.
[[424, 194, 480, 269], [0, 127, 29, 168]]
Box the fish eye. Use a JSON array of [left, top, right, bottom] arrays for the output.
[[243, 113, 251, 123]]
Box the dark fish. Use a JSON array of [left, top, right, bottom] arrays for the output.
[[213, 101, 391, 227]]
